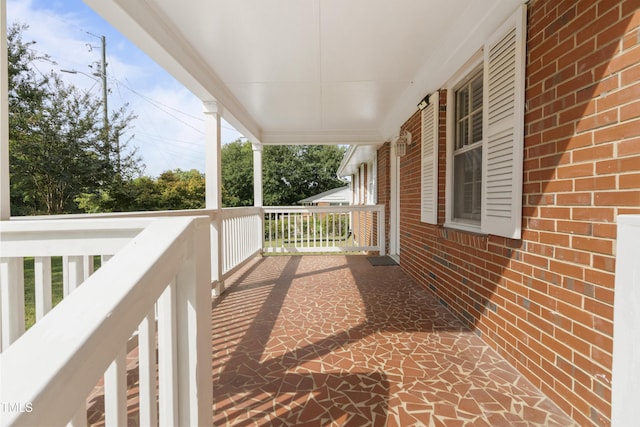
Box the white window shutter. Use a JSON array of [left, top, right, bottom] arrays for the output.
[[481, 5, 526, 239], [421, 91, 439, 224]]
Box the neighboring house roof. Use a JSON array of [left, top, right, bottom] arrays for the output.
[[298, 186, 350, 205], [337, 145, 378, 178]]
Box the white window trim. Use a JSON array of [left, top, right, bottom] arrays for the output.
[[444, 52, 484, 234], [444, 4, 526, 239]]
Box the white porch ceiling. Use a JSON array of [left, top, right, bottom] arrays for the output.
[[84, 0, 525, 146]]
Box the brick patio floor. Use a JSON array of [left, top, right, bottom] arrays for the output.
[[87, 254, 577, 426], [211, 255, 576, 426]]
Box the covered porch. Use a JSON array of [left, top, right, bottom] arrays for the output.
[[5, 0, 635, 425]]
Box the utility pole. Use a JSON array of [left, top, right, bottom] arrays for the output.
[[99, 35, 111, 168], [61, 34, 117, 174], [95, 35, 118, 173]]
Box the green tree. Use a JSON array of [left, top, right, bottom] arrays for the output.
[[7, 23, 50, 215], [12, 75, 104, 214], [298, 144, 347, 194], [76, 169, 205, 212], [262, 145, 300, 206], [221, 142, 346, 206], [76, 175, 161, 213], [157, 169, 205, 210], [263, 145, 346, 205], [221, 140, 253, 207], [8, 23, 140, 215]]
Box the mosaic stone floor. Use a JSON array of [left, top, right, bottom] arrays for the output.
[[85, 254, 576, 426], [211, 255, 577, 426]]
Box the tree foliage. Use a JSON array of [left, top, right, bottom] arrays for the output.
[[221, 140, 346, 207], [221, 140, 254, 207], [76, 169, 205, 212], [263, 144, 346, 206], [8, 23, 140, 215]]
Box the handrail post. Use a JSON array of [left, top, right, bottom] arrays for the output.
[[203, 101, 224, 295], [0, 257, 25, 350], [211, 217, 224, 295], [175, 217, 213, 426]]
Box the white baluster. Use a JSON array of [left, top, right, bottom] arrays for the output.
[[0, 257, 25, 349], [34, 256, 52, 321], [138, 310, 158, 427], [83, 255, 95, 280], [158, 280, 178, 427], [104, 347, 127, 426], [67, 256, 85, 293]]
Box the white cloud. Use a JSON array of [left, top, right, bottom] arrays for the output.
[[6, 0, 243, 177]]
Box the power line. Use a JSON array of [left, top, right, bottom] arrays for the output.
[[133, 131, 204, 147], [112, 79, 204, 134]]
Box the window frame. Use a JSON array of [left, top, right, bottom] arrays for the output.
[[452, 67, 484, 224], [445, 51, 484, 234]]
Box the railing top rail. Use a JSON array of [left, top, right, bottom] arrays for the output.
[[218, 206, 262, 219], [3, 204, 383, 225], [0, 216, 208, 426], [6, 208, 219, 222], [0, 217, 154, 233], [0, 217, 175, 258], [263, 204, 384, 214], [0, 206, 262, 226]]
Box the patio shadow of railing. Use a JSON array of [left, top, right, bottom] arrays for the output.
[[209, 255, 468, 426], [211, 256, 385, 425], [82, 253, 575, 426]]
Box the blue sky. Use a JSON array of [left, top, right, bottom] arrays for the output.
[[6, 0, 242, 176]]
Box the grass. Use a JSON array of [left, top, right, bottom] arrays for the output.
[[23, 256, 101, 329]]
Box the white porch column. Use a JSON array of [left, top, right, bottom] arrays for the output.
[[1, 0, 11, 220], [203, 101, 224, 295], [389, 144, 400, 259], [252, 142, 263, 207]]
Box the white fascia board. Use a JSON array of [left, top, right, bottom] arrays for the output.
[[337, 145, 358, 178], [337, 145, 377, 178]]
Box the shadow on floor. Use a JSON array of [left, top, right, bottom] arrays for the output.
[[85, 255, 576, 426]]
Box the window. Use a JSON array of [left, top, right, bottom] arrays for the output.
[[453, 69, 483, 223], [437, 4, 526, 239]]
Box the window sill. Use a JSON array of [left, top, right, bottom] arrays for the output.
[[443, 220, 482, 235]]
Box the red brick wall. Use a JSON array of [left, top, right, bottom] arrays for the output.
[[394, 1, 640, 426]]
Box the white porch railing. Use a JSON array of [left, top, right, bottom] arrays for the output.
[[263, 205, 385, 255], [219, 207, 263, 277], [0, 204, 381, 426], [0, 216, 213, 426]]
